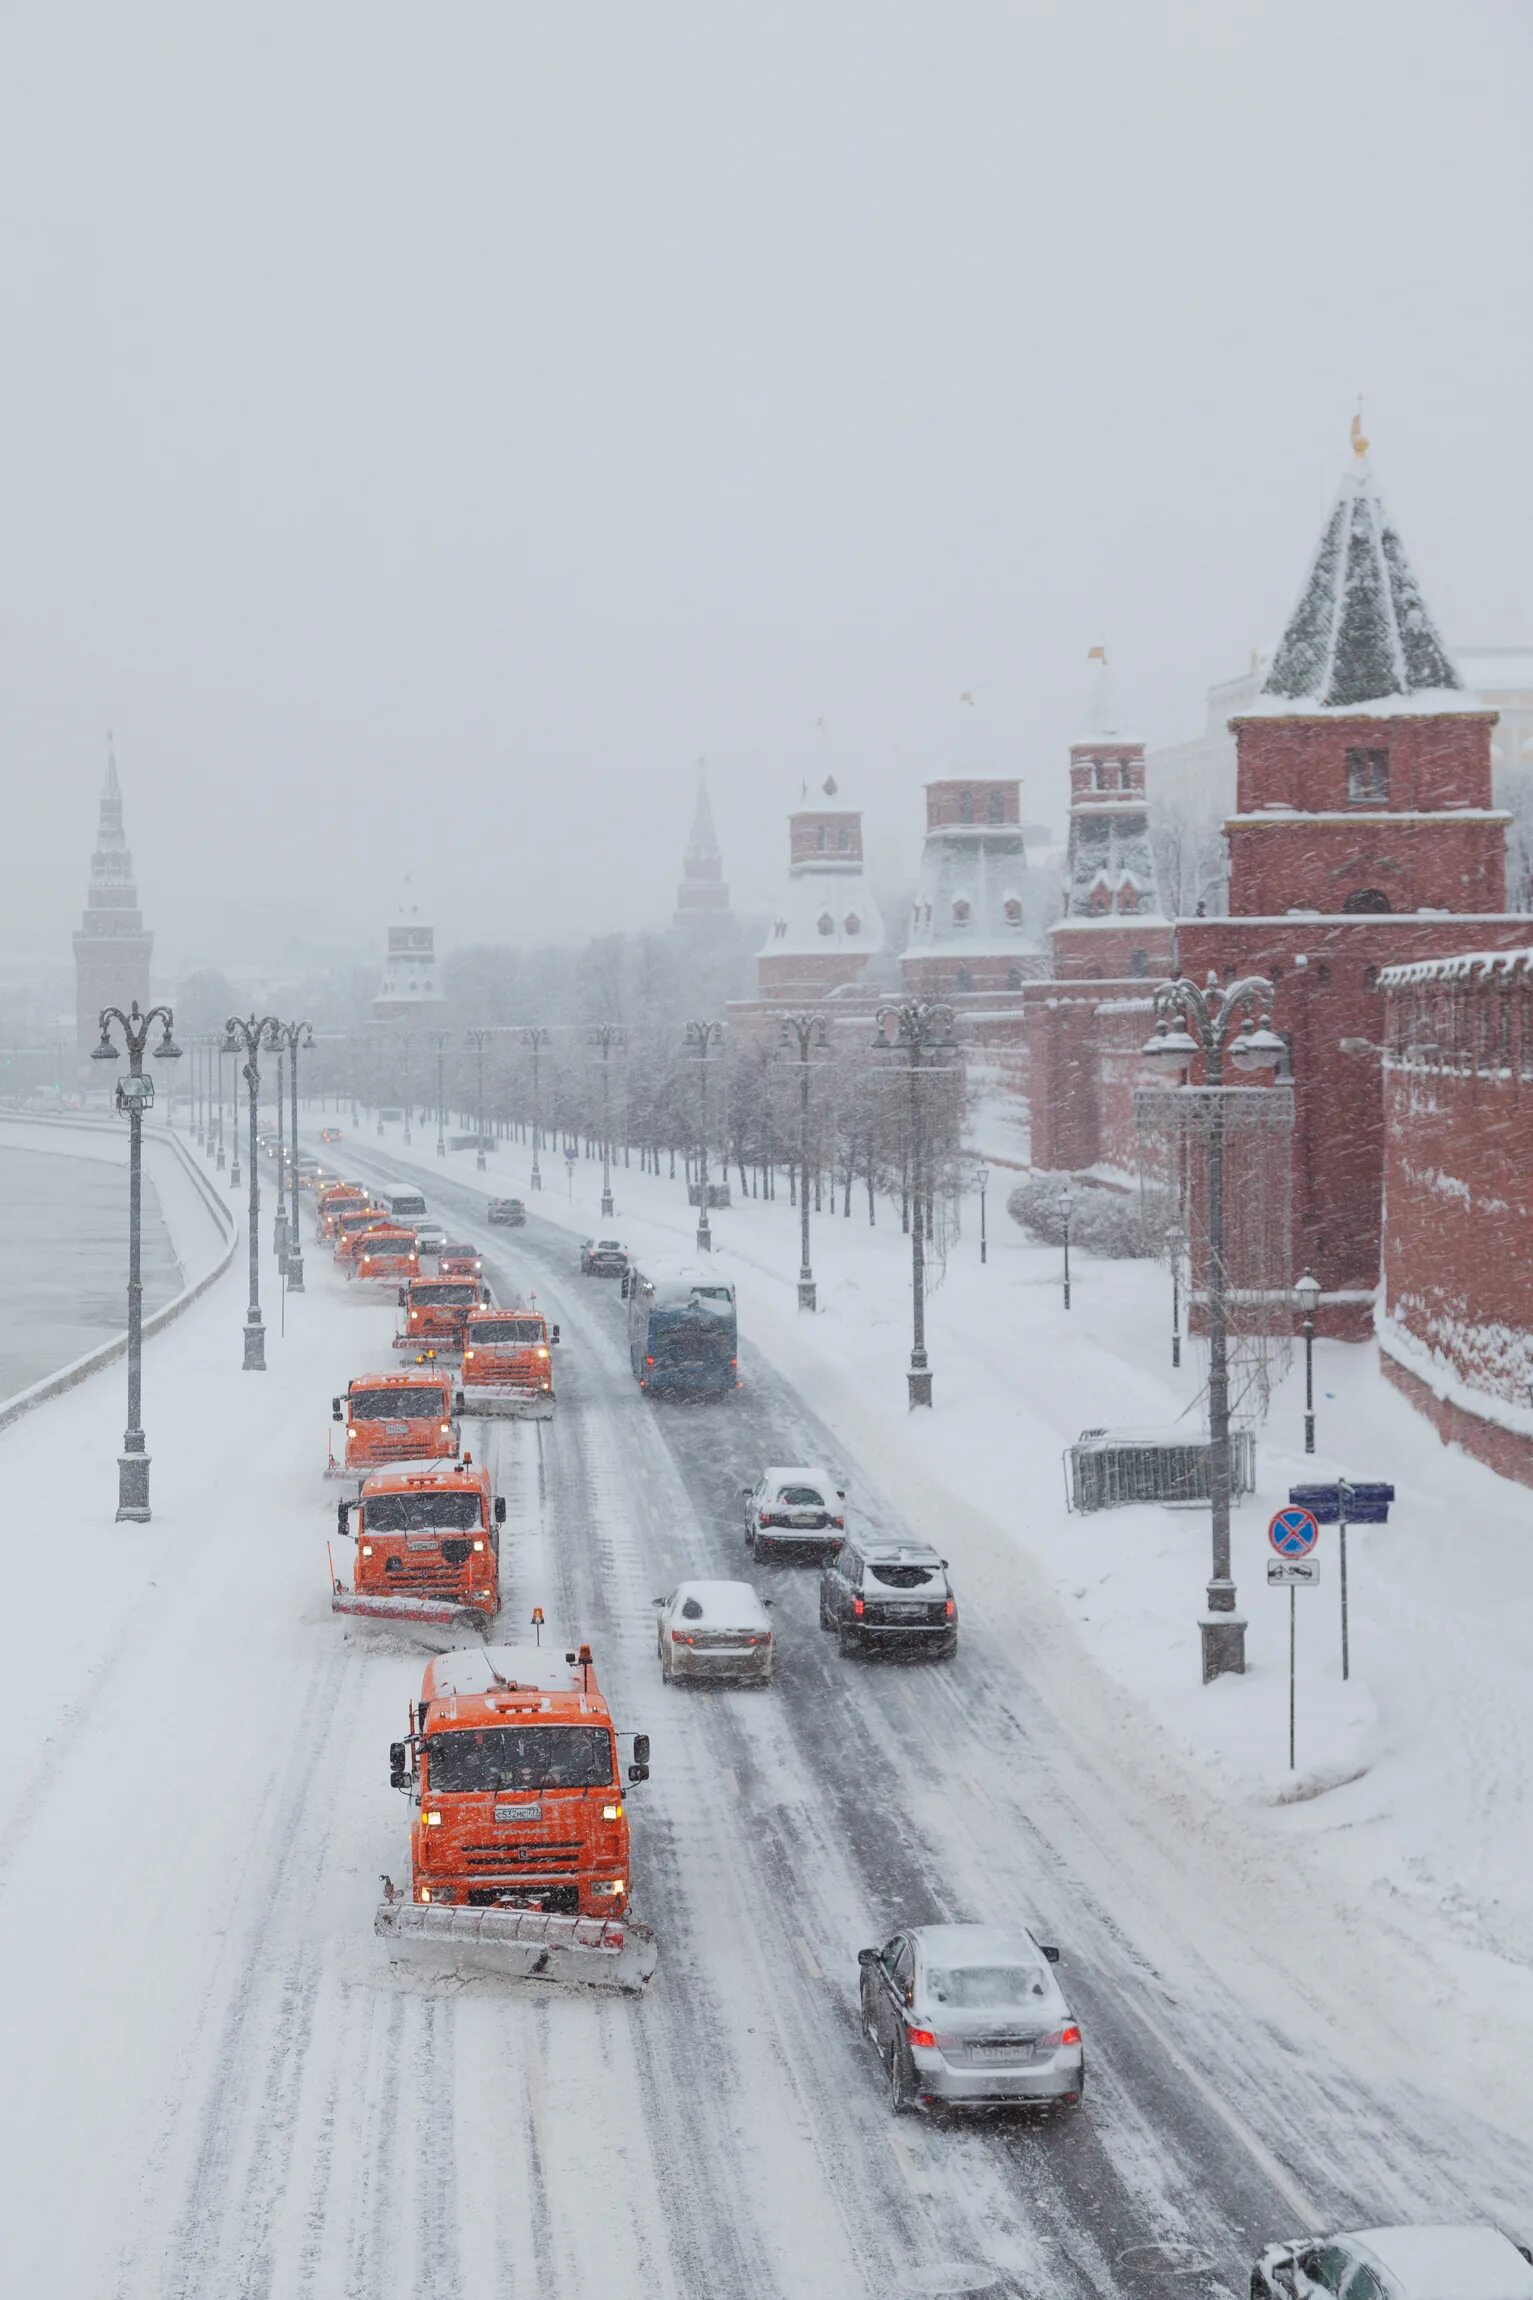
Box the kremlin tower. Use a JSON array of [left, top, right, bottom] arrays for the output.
[[73, 742, 152, 1073]]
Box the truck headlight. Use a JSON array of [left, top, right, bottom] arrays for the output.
[[473, 1540, 484, 1553], [425, 1810, 443, 1827], [602, 1803, 623, 1821]]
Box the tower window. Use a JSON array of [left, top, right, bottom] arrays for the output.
[[987, 789, 1006, 824], [1003, 896, 1023, 925], [1342, 887, 1392, 914], [817, 826, 828, 851], [1346, 747, 1389, 803], [837, 824, 850, 851], [844, 912, 860, 936], [958, 789, 973, 824], [817, 911, 835, 936], [1117, 886, 1139, 914], [957, 965, 974, 992], [1129, 949, 1149, 978], [952, 897, 971, 924], [1096, 762, 1118, 791]]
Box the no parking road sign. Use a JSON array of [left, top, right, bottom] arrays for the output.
[[1268, 1505, 1319, 1560]]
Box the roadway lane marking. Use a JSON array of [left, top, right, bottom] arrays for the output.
[[887, 2132, 929, 2196], [1115, 1991, 1325, 2232], [721, 1766, 739, 1796], [793, 1936, 823, 1982]]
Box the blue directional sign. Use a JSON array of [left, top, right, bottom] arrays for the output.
[[1288, 1482, 1394, 1526], [1269, 1505, 1320, 1559]]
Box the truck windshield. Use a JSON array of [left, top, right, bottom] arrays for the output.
[[364, 1491, 480, 1532], [426, 1726, 613, 1793], [339, 1212, 378, 1231], [415, 1284, 478, 1305], [349, 1387, 448, 1420], [472, 1319, 544, 1346], [362, 1241, 415, 1260]]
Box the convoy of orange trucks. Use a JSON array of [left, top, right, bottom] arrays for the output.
[[332, 1457, 504, 1630], [302, 1132, 657, 1987], [457, 1305, 560, 1418], [375, 1641, 658, 1988]]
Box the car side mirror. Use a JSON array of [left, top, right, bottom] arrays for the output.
[[454, 1391, 466, 1414], [551, 1325, 561, 1344], [388, 1742, 408, 1790], [1040, 1944, 1060, 1963], [494, 1497, 506, 1524], [397, 1287, 406, 1306], [651, 1596, 665, 1607], [856, 1947, 878, 1969], [336, 1500, 349, 1539], [332, 1397, 343, 1421]]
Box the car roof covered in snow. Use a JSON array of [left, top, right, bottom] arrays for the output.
[[762, 1465, 839, 1492], [857, 1537, 942, 1566], [1348, 2226, 1533, 2298], [670, 1579, 770, 1627], [911, 1923, 1049, 1968]]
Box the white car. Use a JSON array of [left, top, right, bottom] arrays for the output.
[[741, 1466, 846, 1559], [411, 1222, 449, 1256], [1253, 2225, 1533, 2300], [654, 1580, 774, 1685]]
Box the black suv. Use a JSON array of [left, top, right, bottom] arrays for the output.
[[819, 1538, 957, 1659]]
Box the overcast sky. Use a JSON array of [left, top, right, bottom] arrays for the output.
[[3, 0, 1531, 973]]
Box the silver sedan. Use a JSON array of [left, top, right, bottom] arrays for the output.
[[654, 1580, 775, 1685], [857, 1922, 1084, 2114]]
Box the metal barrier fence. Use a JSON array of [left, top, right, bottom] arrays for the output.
[[1065, 1426, 1257, 1514]]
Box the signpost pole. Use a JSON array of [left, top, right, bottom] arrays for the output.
[[1289, 1585, 1296, 1771], [1338, 1476, 1351, 1683]]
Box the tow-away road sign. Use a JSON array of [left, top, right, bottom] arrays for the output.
[[1268, 1557, 1320, 1586], [1268, 1505, 1320, 1559]]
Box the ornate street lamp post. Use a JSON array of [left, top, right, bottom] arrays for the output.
[[874, 1000, 957, 1407], [1295, 1269, 1321, 1455], [223, 1014, 281, 1370], [91, 1001, 181, 1520], [466, 1028, 494, 1171], [684, 1020, 723, 1251], [429, 1028, 451, 1157], [779, 1011, 827, 1310], [977, 1161, 990, 1266], [227, 1035, 242, 1187], [275, 1020, 314, 1291], [1143, 973, 1284, 1681], [522, 1026, 549, 1191], [273, 1039, 289, 1268], [400, 1035, 415, 1146], [589, 1024, 627, 1218]]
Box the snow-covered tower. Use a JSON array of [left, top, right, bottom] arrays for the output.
[[757, 776, 884, 1002], [373, 897, 447, 1019], [901, 774, 1033, 995], [673, 759, 733, 930], [74, 740, 153, 1071], [1052, 647, 1170, 981]]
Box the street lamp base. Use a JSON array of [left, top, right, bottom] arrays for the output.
[[601, 1189, 614, 1216], [216, 1147, 226, 1170], [376, 1119, 384, 1136], [531, 1164, 542, 1192], [115, 1449, 152, 1523], [906, 1366, 934, 1408], [1199, 1613, 1247, 1683], [242, 1318, 267, 1372], [287, 1251, 306, 1293], [476, 1151, 487, 1172], [1304, 1412, 1315, 1455], [797, 1276, 817, 1312], [696, 1220, 712, 1253], [437, 1141, 446, 1158], [230, 1163, 242, 1188]]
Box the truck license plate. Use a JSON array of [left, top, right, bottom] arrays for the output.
[[494, 1803, 541, 1824]]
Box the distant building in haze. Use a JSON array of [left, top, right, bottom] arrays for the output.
[[673, 761, 734, 931], [73, 741, 152, 1072]]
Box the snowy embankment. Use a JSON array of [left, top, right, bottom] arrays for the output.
[[330, 1117, 1533, 2123], [0, 1113, 234, 1429]]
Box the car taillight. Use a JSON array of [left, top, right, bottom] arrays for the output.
[[945, 1599, 956, 1618], [646, 1355, 655, 1366], [1040, 2024, 1082, 2049], [906, 2027, 936, 2049], [830, 1515, 845, 1528], [853, 1596, 864, 1616]]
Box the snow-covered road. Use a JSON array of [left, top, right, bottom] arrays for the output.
[[1, 1136, 1528, 2299]]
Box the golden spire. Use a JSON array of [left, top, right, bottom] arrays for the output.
[[1350, 407, 1369, 461]]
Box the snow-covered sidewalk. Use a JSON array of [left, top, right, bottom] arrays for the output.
[[328, 1116, 1533, 2121]]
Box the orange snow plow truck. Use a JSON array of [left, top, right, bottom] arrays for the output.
[[456, 1306, 560, 1419], [395, 1274, 489, 1360], [327, 1368, 460, 1483], [349, 1226, 420, 1285], [376, 1642, 658, 1990], [332, 1457, 504, 1631]]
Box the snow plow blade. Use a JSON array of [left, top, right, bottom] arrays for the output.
[[332, 1590, 488, 1632], [458, 1388, 555, 1421], [375, 1900, 659, 1991]]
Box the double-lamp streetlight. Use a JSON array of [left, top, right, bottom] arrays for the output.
[[1141, 973, 1284, 1683], [92, 1001, 181, 1521]]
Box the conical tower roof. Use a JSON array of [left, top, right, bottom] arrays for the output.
[[684, 757, 720, 863], [1258, 429, 1462, 713]]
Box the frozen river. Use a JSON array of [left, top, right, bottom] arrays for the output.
[[0, 1142, 181, 1398]]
